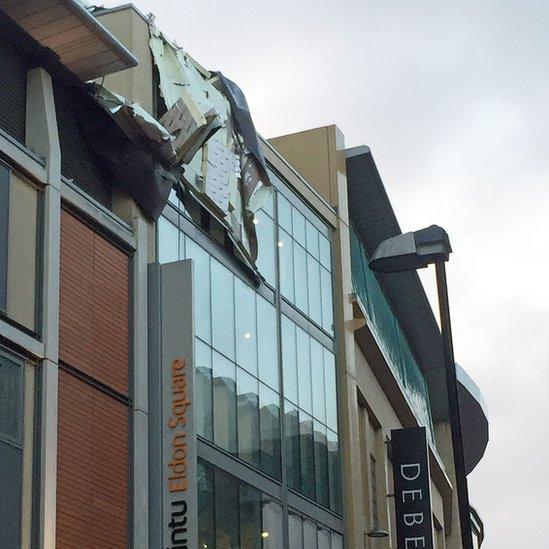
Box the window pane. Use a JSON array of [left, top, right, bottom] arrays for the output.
[[289, 513, 303, 549], [213, 351, 237, 455], [296, 327, 312, 414], [324, 349, 338, 432], [261, 189, 275, 218], [195, 339, 213, 441], [278, 228, 294, 302], [237, 368, 260, 468], [262, 497, 283, 548], [299, 412, 315, 500], [303, 519, 317, 549], [319, 234, 331, 271], [318, 528, 331, 549], [239, 483, 262, 549], [328, 429, 343, 515], [257, 297, 279, 390], [198, 460, 215, 549], [278, 195, 292, 234], [0, 165, 9, 312], [314, 421, 329, 508], [305, 220, 319, 258], [292, 208, 306, 247], [215, 468, 240, 549], [0, 442, 22, 548], [235, 279, 258, 376], [158, 217, 179, 264], [186, 238, 211, 344], [310, 339, 326, 424], [321, 267, 334, 334], [307, 255, 322, 326], [259, 383, 281, 479], [211, 260, 235, 360], [331, 533, 344, 549], [281, 316, 298, 404], [284, 400, 301, 492], [255, 211, 276, 287], [294, 243, 308, 314], [0, 356, 22, 442]]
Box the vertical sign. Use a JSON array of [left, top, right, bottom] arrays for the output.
[[391, 427, 434, 549], [149, 261, 197, 549]]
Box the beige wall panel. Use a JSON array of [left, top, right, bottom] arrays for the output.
[[7, 173, 37, 330]]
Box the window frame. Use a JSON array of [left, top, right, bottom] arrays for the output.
[[0, 161, 10, 313]]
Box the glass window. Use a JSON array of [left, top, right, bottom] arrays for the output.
[[213, 351, 237, 455], [292, 208, 306, 248], [215, 468, 240, 549], [293, 243, 308, 314], [328, 430, 343, 515], [320, 267, 334, 334], [296, 327, 312, 415], [237, 368, 260, 468], [259, 383, 281, 479], [278, 228, 295, 302], [158, 216, 179, 264], [314, 421, 329, 508], [195, 339, 213, 441], [261, 190, 275, 218], [305, 220, 319, 258], [331, 533, 344, 549], [278, 194, 292, 234], [211, 260, 235, 360], [281, 316, 298, 405], [310, 339, 326, 424], [303, 519, 317, 549], [257, 297, 278, 391], [0, 355, 22, 442], [0, 164, 9, 312], [324, 349, 338, 432], [284, 400, 301, 492], [307, 255, 322, 327], [319, 234, 331, 271], [299, 412, 315, 501], [186, 238, 211, 344], [255, 210, 276, 287], [235, 279, 258, 377], [318, 528, 331, 549], [239, 483, 262, 549], [198, 460, 215, 549], [262, 497, 283, 548], [289, 513, 303, 549]]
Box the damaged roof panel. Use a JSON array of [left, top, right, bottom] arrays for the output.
[[0, 0, 138, 80]]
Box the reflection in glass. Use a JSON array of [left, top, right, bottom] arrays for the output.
[[305, 220, 319, 258], [195, 339, 213, 441], [303, 519, 317, 549], [262, 497, 283, 548], [294, 243, 308, 314], [158, 217, 179, 264], [278, 228, 295, 302], [300, 412, 315, 501], [331, 533, 344, 549], [255, 210, 276, 287], [237, 368, 260, 468], [239, 483, 262, 549], [211, 260, 235, 360], [314, 421, 329, 508], [319, 234, 331, 270], [0, 356, 22, 442], [321, 266, 334, 334], [278, 195, 292, 234], [289, 513, 303, 549], [292, 208, 306, 247], [186, 238, 211, 344], [235, 279, 258, 376], [198, 460, 215, 549], [284, 400, 301, 492], [310, 339, 326, 424], [307, 254, 322, 326], [259, 383, 281, 479], [296, 327, 312, 414], [257, 297, 279, 391], [318, 528, 331, 549], [281, 316, 298, 404], [328, 429, 343, 515], [213, 351, 237, 455], [324, 349, 338, 432], [215, 468, 240, 549]]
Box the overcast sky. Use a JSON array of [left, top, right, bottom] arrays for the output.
[[99, 1, 549, 546]]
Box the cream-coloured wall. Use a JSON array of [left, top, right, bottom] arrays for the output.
[[7, 173, 38, 331], [97, 8, 154, 114]]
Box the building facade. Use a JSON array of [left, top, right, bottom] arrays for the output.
[[0, 2, 487, 548]]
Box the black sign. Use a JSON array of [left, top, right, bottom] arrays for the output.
[[391, 427, 434, 549]]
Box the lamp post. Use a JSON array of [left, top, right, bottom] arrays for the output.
[[369, 225, 473, 549]]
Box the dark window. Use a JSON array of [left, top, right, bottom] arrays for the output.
[[0, 164, 9, 312], [370, 454, 379, 528]]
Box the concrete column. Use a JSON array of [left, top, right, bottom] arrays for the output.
[[26, 67, 61, 549]]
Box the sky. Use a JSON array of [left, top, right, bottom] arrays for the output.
[[98, 1, 549, 546]]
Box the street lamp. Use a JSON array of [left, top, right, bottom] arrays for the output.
[[369, 225, 473, 549]]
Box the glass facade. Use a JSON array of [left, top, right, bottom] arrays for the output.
[[159, 166, 342, 546]]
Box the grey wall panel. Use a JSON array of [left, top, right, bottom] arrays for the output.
[[0, 442, 22, 548]]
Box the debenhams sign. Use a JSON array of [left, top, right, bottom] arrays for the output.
[[149, 261, 197, 549], [391, 427, 434, 549]]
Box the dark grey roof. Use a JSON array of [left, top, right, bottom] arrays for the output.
[[345, 147, 448, 420]]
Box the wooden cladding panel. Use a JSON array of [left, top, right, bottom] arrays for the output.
[[57, 369, 128, 549], [59, 209, 129, 395]]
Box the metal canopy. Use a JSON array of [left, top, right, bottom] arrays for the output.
[[0, 0, 138, 80]]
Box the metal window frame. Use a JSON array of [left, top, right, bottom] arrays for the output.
[[0, 161, 10, 313]]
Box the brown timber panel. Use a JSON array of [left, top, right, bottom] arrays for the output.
[[57, 369, 128, 549], [59, 209, 129, 395]]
